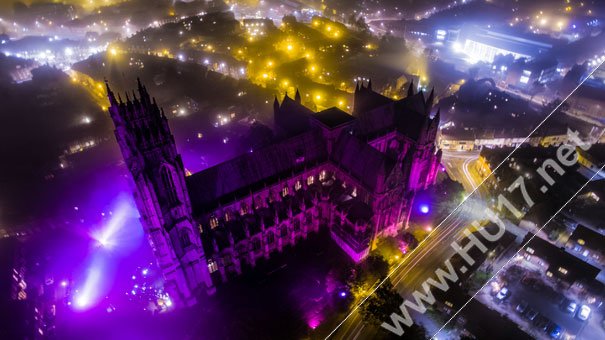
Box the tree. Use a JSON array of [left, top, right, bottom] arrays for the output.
[[347, 14, 369, 32], [493, 54, 515, 70], [360, 281, 429, 340], [347, 254, 390, 298], [359, 280, 403, 326], [363, 254, 390, 280], [400, 232, 419, 252]]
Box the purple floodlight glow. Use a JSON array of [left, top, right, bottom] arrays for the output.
[[73, 266, 102, 310], [70, 194, 145, 312], [305, 308, 323, 330], [339, 291, 346, 297], [90, 201, 130, 249]]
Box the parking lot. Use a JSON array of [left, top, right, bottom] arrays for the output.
[[477, 262, 605, 339]]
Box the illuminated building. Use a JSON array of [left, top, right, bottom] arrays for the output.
[[522, 234, 599, 288], [439, 127, 572, 151], [504, 57, 558, 89], [567, 225, 605, 266], [0, 238, 43, 338], [460, 29, 553, 63], [107, 80, 215, 307], [242, 18, 275, 38], [107, 79, 441, 306]]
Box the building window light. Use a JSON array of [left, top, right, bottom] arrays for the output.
[[319, 170, 327, 181], [307, 175, 314, 186], [208, 259, 218, 273], [209, 216, 219, 229], [558, 267, 568, 275]]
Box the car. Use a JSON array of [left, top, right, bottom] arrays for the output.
[[577, 305, 591, 321], [496, 287, 509, 301], [534, 315, 550, 331], [525, 308, 538, 321], [516, 300, 528, 314], [547, 323, 563, 339], [565, 301, 578, 314]]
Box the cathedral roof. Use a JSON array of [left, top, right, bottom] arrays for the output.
[[186, 129, 328, 215], [331, 133, 395, 192], [354, 85, 394, 114], [280, 94, 315, 116], [353, 91, 432, 141], [312, 107, 356, 129], [274, 95, 314, 136]]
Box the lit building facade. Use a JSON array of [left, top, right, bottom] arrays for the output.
[[461, 29, 553, 63], [107, 80, 441, 306]]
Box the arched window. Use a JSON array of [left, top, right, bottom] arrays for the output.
[[282, 186, 289, 197], [161, 167, 178, 204], [207, 259, 218, 273], [295, 180, 302, 191], [307, 175, 314, 186], [209, 216, 219, 229], [319, 170, 327, 181], [180, 230, 191, 247], [240, 203, 248, 216]]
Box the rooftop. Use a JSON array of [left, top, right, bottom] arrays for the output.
[[569, 224, 605, 252], [523, 233, 600, 284], [313, 107, 355, 129]]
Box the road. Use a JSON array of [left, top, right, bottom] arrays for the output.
[[327, 204, 481, 339], [441, 150, 492, 198]]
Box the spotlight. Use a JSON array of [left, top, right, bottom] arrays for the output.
[[419, 204, 430, 214]]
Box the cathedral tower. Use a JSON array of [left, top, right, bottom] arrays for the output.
[[107, 79, 214, 307]]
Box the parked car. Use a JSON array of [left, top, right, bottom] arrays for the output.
[[565, 301, 578, 314], [534, 315, 550, 331], [578, 305, 591, 321], [525, 308, 539, 321], [496, 287, 509, 301], [516, 300, 528, 314], [547, 323, 563, 339]]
